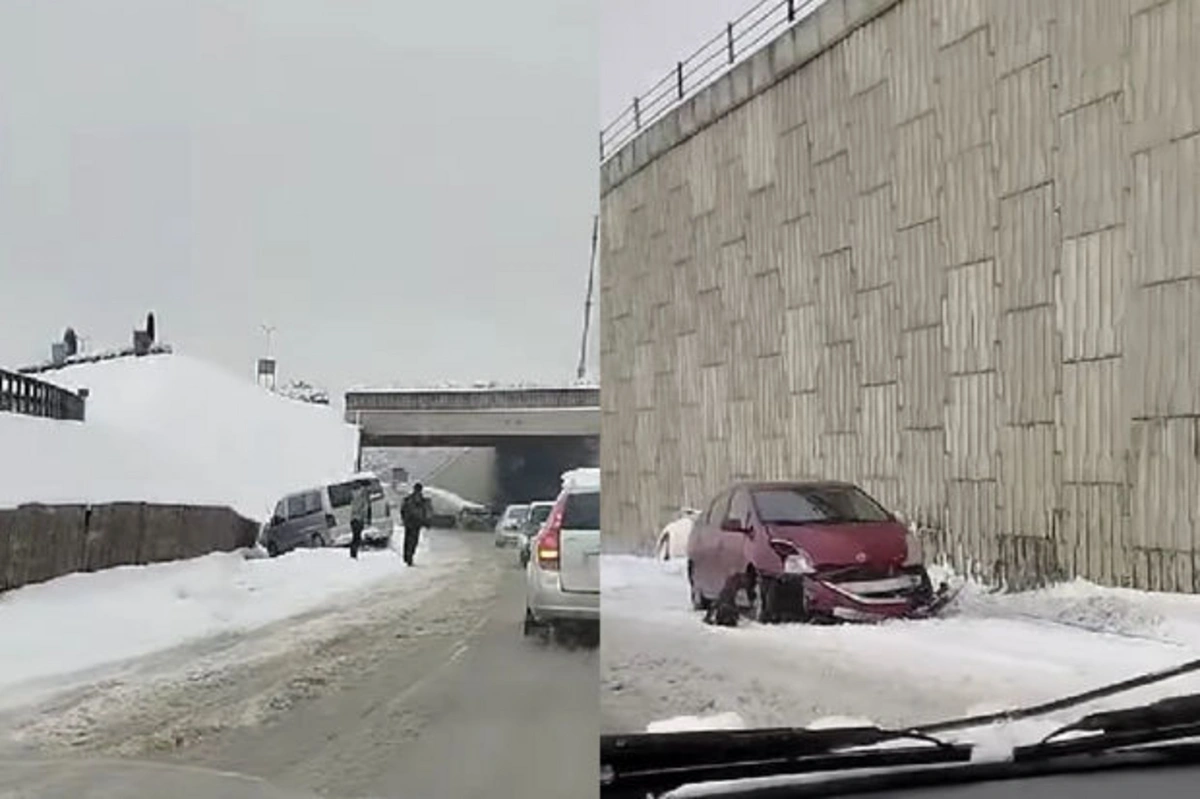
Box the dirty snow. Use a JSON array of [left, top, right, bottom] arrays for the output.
[[3, 353, 358, 520], [0, 533, 464, 708], [606, 555, 1200, 752]]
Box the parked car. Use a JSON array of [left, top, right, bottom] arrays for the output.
[[686, 480, 949, 623], [655, 507, 701, 560], [458, 504, 493, 531], [518, 500, 555, 567], [260, 473, 393, 557], [524, 469, 600, 636], [494, 504, 530, 547]]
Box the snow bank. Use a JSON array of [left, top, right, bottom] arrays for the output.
[[647, 712, 746, 733], [0, 535, 462, 703], [2, 353, 358, 520], [604, 554, 1200, 747]]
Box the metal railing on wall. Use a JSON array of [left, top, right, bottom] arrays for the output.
[[0, 368, 86, 421], [600, 0, 823, 163]]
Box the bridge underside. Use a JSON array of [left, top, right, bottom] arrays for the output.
[[346, 390, 599, 506]]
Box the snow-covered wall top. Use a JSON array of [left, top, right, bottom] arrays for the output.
[[0, 353, 359, 521]]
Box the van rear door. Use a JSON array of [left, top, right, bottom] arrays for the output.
[[558, 489, 600, 594]]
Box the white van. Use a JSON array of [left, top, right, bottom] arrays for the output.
[[261, 473, 393, 556]]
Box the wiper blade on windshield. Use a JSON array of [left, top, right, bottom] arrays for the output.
[[1014, 692, 1200, 762], [600, 725, 970, 798]]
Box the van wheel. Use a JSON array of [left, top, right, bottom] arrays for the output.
[[266, 541, 280, 558], [310, 532, 326, 548], [688, 562, 711, 611]]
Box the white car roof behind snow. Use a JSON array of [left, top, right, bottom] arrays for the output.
[[561, 467, 600, 492]]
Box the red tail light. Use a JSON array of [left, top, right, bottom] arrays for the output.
[[535, 494, 568, 571]]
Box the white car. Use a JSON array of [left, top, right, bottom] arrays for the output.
[[655, 507, 700, 560], [494, 503, 530, 547], [524, 468, 600, 635]]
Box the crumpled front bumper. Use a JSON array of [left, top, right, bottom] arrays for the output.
[[783, 568, 950, 622]]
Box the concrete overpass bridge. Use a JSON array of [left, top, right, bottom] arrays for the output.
[[344, 386, 599, 506]]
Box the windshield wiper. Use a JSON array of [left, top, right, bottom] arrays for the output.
[[600, 725, 970, 798], [1014, 692, 1200, 762]]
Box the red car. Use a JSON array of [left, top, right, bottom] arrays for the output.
[[686, 481, 949, 623]]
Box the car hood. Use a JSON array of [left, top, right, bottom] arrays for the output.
[[0, 759, 321, 799], [765, 521, 908, 570]]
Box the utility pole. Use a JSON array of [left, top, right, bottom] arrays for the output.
[[261, 324, 276, 358], [576, 214, 599, 381]]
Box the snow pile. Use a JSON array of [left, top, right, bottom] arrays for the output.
[[647, 712, 746, 733], [1, 353, 358, 520], [562, 466, 600, 491], [0, 536, 463, 704], [275, 379, 330, 405], [348, 378, 598, 392]]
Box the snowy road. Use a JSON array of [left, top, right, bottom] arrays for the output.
[[601, 555, 1200, 737], [0, 532, 597, 799]]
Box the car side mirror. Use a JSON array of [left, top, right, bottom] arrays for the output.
[[270, 515, 284, 527]]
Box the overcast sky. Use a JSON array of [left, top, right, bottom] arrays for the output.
[[0, 0, 596, 394]]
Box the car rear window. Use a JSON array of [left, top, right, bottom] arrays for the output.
[[752, 486, 891, 525], [561, 491, 599, 530]]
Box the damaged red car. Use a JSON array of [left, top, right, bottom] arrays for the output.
[[686, 481, 950, 623]]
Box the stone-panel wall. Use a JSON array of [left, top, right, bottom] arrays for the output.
[[600, 0, 1200, 591]]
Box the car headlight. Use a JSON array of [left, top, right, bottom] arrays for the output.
[[784, 551, 815, 575], [904, 530, 923, 566]]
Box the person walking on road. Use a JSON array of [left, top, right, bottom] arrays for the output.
[[349, 482, 371, 560], [400, 482, 432, 566]]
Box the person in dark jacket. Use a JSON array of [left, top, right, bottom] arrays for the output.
[[400, 483, 432, 566], [349, 483, 371, 560]]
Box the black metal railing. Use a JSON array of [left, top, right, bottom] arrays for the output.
[[600, 0, 824, 163], [0, 368, 86, 421]]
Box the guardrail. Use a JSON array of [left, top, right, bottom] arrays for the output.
[[600, 0, 823, 162], [0, 368, 86, 421]]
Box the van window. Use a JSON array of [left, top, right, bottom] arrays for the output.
[[286, 494, 307, 519], [328, 482, 354, 508], [303, 490, 322, 514], [561, 491, 599, 529], [353, 477, 384, 499]]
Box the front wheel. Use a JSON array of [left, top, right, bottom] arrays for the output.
[[750, 574, 778, 624], [688, 562, 711, 611]]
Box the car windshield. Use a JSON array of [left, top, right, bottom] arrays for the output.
[[751, 486, 891, 525], [508, 506, 530, 521]]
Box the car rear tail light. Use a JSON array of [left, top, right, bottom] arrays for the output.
[[325, 513, 336, 528], [536, 496, 567, 571]]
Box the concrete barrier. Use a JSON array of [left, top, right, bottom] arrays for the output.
[[0, 502, 259, 593]]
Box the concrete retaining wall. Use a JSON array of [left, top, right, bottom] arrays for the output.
[[600, 0, 1200, 591], [0, 503, 259, 592]]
